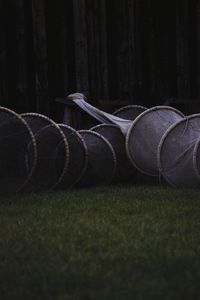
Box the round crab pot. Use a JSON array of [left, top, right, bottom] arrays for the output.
[[113, 105, 147, 120], [56, 124, 88, 188], [158, 114, 200, 188], [91, 124, 137, 183], [21, 113, 69, 191], [126, 106, 184, 176], [77, 130, 116, 187], [0, 108, 37, 195]]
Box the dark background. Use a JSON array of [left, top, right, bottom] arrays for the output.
[[0, 0, 200, 121]]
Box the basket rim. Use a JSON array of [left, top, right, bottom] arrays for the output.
[[58, 124, 88, 188], [90, 123, 122, 131], [0, 107, 38, 193], [157, 113, 200, 186], [125, 106, 185, 176], [113, 104, 148, 116], [78, 129, 117, 185], [21, 113, 70, 190]]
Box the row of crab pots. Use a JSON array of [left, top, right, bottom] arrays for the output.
[[123, 106, 200, 188], [66, 92, 200, 189], [0, 109, 70, 195], [75, 104, 149, 187], [2, 101, 200, 194], [73, 107, 200, 189], [0, 105, 147, 195], [68, 93, 198, 188], [55, 102, 200, 189]]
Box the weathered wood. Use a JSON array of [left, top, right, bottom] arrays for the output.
[[86, 0, 108, 103], [4, 0, 17, 109], [0, 0, 200, 119], [176, 0, 190, 98], [44, 0, 67, 119], [195, 0, 200, 99], [24, 0, 37, 112], [127, 0, 136, 103], [99, 0, 109, 101], [73, 0, 89, 95], [0, 1, 6, 106], [32, 0, 49, 114], [117, 0, 129, 101], [183, 0, 200, 112], [14, 0, 29, 112]]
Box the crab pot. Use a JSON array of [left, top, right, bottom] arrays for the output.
[[158, 114, 200, 188], [91, 124, 137, 183], [56, 124, 88, 188], [77, 130, 116, 187], [126, 106, 184, 176], [21, 113, 69, 191], [0, 108, 37, 195], [68, 93, 132, 135], [113, 105, 147, 120]]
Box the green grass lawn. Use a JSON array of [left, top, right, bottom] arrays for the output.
[[0, 184, 200, 299]]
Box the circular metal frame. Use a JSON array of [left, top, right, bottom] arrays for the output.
[[57, 124, 88, 188], [21, 113, 69, 190], [78, 130, 117, 186], [0, 107, 37, 194], [113, 105, 147, 120], [158, 114, 200, 187], [91, 123, 137, 182], [125, 106, 184, 176]]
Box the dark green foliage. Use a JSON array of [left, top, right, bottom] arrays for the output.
[[0, 185, 200, 299]]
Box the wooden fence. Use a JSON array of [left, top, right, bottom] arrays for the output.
[[0, 0, 200, 121]]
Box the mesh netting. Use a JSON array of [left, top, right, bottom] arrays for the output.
[[67, 93, 132, 134], [77, 130, 116, 187], [91, 124, 137, 183], [158, 114, 200, 188], [113, 105, 147, 120], [56, 124, 88, 188], [21, 113, 69, 191], [0, 108, 37, 195], [126, 107, 184, 176]]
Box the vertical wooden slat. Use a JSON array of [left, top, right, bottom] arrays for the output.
[[73, 0, 89, 95], [196, 0, 200, 96], [99, 0, 109, 101], [137, 0, 150, 105], [127, 0, 136, 103], [133, 0, 149, 105], [4, 0, 18, 109], [24, 0, 37, 112], [192, 0, 200, 99], [116, 0, 129, 101], [176, 0, 190, 98], [86, 0, 98, 101], [167, 0, 177, 98], [133, 0, 141, 103], [106, 0, 118, 101], [14, 0, 29, 112], [146, 0, 156, 104], [86, 0, 108, 103], [32, 0, 49, 114], [44, 0, 65, 118], [0, 0, 6, 106], [151, 1, 170, 105], [65, 0, 76, 94], [93, 0, 101, 100]]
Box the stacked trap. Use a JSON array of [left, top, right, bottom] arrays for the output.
[[158, 114, 200, 188], [1, 92, 200, 195], [68, 93, 200, 188]]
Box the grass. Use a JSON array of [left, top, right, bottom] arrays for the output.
[[0, 184, 200, 299]]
